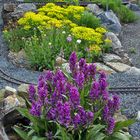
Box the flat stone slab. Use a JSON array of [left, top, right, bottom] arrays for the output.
[[125, 67, 140, 75], [95, 62, 116, 74], [103, 53, 122, 63], [17, 84, 29, 98], [62, 62, 116, 74], [106, 62, 131, 72]]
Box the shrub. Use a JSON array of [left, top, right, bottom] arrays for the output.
[[78, 11, 101, 29], [14, 52, 135, 140], [3, 27, 33, 52], [117, 5, 137, 23]]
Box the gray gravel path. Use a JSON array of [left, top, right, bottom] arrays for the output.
[[120, 12, 140, 68], [108, 71, 140, 138], [0, 3, 41, 89], [0, 35, 41, 89], [109, 13, 140, 138]]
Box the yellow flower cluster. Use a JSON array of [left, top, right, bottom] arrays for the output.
[[89, 44, 101, 53], [18, 3, 85, 29], [95, 27, 107, 34], [104, 38, 112, 44], [38, 4, 85, 21], [18, 12, 55, 29], [71, 26, 103, 44]]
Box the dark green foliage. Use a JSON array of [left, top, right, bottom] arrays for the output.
[[117, 5, 138, 23], [78, 11, 101, 29]]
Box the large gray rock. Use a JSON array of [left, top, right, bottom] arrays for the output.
[[0, 86, 26, 140], [125, 67, 140, 75], [105, 32, 132, 65], [4, 86, 17, 97], [103, 53, 122, 63], [56, 56, 67, 66], [0, 89, 5, 101], [127, 3, 140, 11], [62, 62, 116, 74], [62, 63, 71, 73], [3, 94, 21, 112], [105, 32, 123, 54], [106, 62, 131, 72], [8, 49, 30, 68], [10, 3, 37, 19], [4, 3, 16, 12], [87, 4, 103, 15], [98, 10, 121, 34], [17, 84, 29, 98], [95, 62, 116, 74], [16, 3, 37, 12]]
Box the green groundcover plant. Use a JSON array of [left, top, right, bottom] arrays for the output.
[[14, 52, 135, 140]]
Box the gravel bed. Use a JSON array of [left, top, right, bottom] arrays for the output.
[[0, 27, 41, 88], [120, 12, 140, 68], [108, 72, 140, 138]]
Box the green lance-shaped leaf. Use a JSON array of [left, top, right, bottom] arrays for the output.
[[13, 127, 31, 140], [114, 119, 136, 132], [86, 124, 105, 140]]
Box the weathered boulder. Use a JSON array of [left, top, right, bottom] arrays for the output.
[[125, 67, 140, 75], [15, 3, 36, 13], [3, 3, 37, 23], [103, 53, 122, 63], [105, 32, 132, 65], [3, 95, 20, 111], [8, 49, 30, 68], [56, 56, 67, 66], [127, 3, 140, 11], [105, 32, 124, 55], [62, 63, 71, 73], [106, 62, 131, 72], [3, 3, 16, 12], [62, 62, 116, 74], [0, 89, 5, 101], [0, 87, 26, 139], [4, 86, 17, 98], [98, 11, 121, 34], [95, 62, 116, 74], [87, 4, 103, 15], [17, 84, 29, 99]]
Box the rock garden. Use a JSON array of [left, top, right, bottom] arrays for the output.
[[1, 0, 140, 139]]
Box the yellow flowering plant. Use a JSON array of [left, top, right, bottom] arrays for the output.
[[3, 3, 112, 70], [88, 44, 102, 61], [101, 38, 112, 53], [71, 26, 105, 44]]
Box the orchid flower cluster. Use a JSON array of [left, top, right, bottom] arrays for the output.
[[28, 52, 120, 136]]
